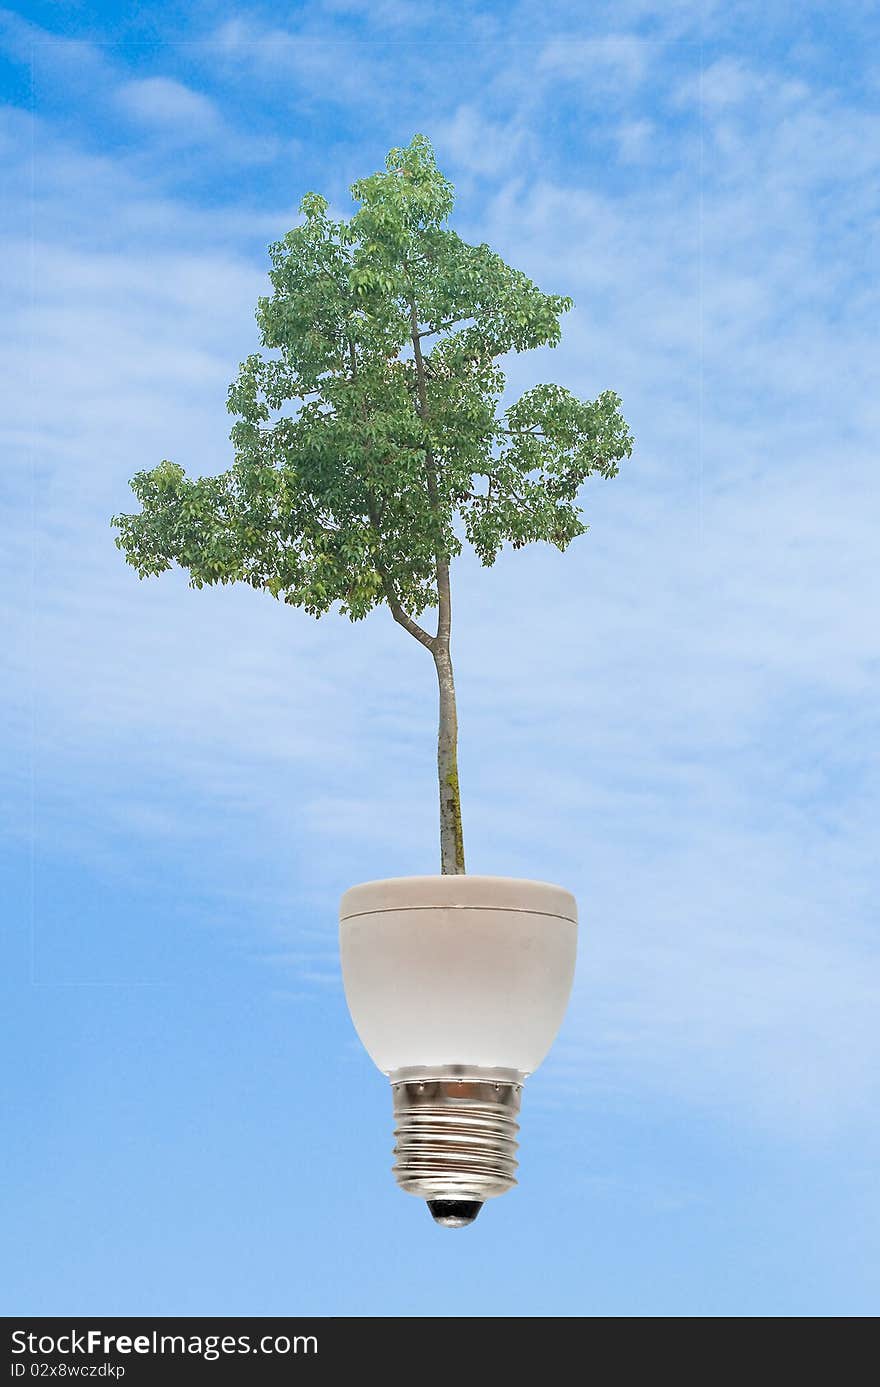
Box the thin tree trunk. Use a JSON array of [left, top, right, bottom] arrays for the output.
[[406, 293, 466, 873], [434, 648, 464, 875], [433, 560, 465, 874]]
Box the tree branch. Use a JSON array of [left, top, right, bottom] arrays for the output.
[[380, 569, 437, 651], [364, 496, 435, 651], [472, 472, 534, 509], [416, 316, 470, 339]]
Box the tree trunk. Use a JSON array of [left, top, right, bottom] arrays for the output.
[[405, 296, 465, 874], [433, 642, 465, 875]]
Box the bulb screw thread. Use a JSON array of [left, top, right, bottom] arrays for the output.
[[389, 1066, 524, 1214]]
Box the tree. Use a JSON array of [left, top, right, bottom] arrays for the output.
[[112, 135, 633, 875]]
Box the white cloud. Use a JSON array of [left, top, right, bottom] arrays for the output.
[[116, 76, 221, 136], [435, 104, 533, 177], [208, 16, 384, 103], [615, 117, 654, 161], [210, 15, 298, 63], [538, 33, 649, 88], [677, 56, 810, 111], [0, 6, 108, 80]]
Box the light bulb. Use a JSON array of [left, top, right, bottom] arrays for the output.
[[339, 875, 577, 1227]]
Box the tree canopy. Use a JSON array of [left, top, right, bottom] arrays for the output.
[[113, 134, 633, 634]]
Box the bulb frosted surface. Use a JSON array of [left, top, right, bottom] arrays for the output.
[[339, 876, 577, 1075]]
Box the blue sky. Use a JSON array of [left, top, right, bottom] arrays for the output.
[[2, 0, 878, 1316]]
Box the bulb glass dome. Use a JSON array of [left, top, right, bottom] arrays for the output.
[[339, 875, 577, 1076]]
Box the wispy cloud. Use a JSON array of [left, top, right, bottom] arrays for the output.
[[434, 104, 534, 177], [207, 15, 389, 105], [0, 6, 108, 76], [538, 33, 650, 87], [116, 77, 221, 137]]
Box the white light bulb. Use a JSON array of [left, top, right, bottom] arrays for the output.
[[339, 875, 577, 1227]]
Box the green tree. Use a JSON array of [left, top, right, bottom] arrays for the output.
[[113, 135, 633, 874]]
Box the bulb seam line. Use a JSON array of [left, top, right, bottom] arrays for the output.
[[340, 905, 577, 923]]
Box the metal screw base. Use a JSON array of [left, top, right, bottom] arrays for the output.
[[389, 1065, 523, 1223]]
